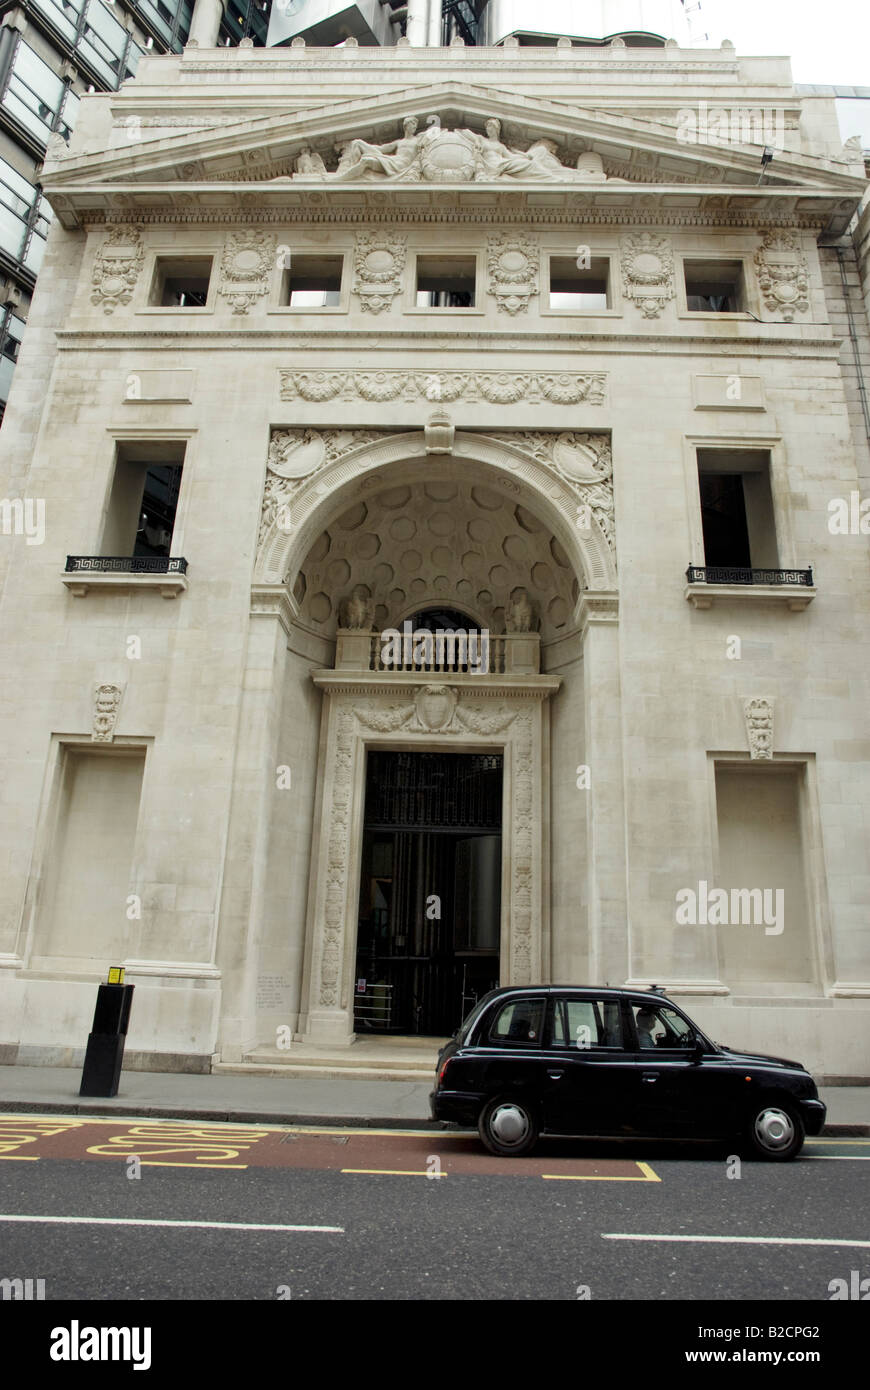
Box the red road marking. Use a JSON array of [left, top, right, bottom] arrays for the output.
[[0, 1118, 656, 1180]]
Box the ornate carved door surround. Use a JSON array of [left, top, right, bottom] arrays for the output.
[[297, 671, 560, 1045]]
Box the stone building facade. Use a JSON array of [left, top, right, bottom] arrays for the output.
[[1, 37, 869, 1075]]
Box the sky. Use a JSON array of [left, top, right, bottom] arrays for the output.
[[693, 0, 870, 145]]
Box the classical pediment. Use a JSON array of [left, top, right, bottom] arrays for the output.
[[41, 81, 865, 234]]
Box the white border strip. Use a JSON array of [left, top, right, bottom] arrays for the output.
[[603, 1234, 870, 1247], [0, 1215, 343, 1233]]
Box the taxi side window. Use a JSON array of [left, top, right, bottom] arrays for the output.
[[631, 1003, 694, 1049], [551, 998, 624, 1048], [488, 998, 546, 1046]]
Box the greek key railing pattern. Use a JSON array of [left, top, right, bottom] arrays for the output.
[[65, 556, 188, 575], [686, 565, 813, 587]]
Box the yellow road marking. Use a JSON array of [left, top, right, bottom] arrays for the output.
[[118, 1161, 249, 1169], [0, 1119, 91, 1159], [341, 1168, 447, 1177], [543, 1161, 661, 1183], [0, 1155, 40, 1161]]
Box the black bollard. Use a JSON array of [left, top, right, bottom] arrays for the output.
[[79, 979, 135, 1097]]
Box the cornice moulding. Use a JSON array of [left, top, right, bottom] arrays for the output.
[[311, 672, 562, 699], [44, 194, 859, 239], [53, 330, 842, 358]]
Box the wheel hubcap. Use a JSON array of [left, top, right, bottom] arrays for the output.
[[490, 1104, 530, 1146], [754, 1107, 795, 1150]]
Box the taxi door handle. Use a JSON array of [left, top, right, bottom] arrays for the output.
[[547, 1069, 565, 1080], [641, 1072, 659, 1083]]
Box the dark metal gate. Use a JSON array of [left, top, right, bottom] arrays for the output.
[[354, 751, 502, 1036]]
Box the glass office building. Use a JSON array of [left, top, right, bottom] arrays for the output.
[[0, 1, 698, 419], [0, 0, 271, 420]]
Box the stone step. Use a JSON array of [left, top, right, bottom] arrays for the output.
[[212, 1061, 433, 1082], [242, 1042, 443, 1067]]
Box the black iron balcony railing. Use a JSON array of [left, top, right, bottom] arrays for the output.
[[686, 565, 813, 587], [65, 556, 188, 575]]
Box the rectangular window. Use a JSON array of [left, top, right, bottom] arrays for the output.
[[548, 255, 610, 310], [77, 0, 131, 90], [3, 41, 66, 143], [0, 312, 25, 405], [697, 448, 778, 568], [551, 998, 624, 1048], [30, 0, 81, 45], [149, 256, 212, 308], [0, 159, 35, 263], [279, 253, 343, 307], [488, 997, 546, 1046], [714, 764, 814, 987], [684, 259, 745, 313], [101, 440, 185, 557], [32, 746, 145, 970], [416, 254, 476, 308]]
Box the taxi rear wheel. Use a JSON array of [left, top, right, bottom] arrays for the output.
[[478, 1096, 539, 1157], [746, 1101, 804, 1160]]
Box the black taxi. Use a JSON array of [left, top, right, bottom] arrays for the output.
[[430, 985, 826, 1159]]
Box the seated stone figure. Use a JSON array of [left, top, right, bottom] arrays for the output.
[[522, 138, 571, 180], [331, 116, 423, 182], [470, 118, 535, 180], [295, 145, 328, 177]]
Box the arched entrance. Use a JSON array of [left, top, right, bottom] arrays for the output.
[[217, 428, 620, 1057]]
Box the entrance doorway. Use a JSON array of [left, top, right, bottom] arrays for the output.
[[353, 750, 502, 1036]]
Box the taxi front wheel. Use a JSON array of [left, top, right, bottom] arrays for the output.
[[478, 1096, 539, 1157], [746, 1101, 805, 1160]]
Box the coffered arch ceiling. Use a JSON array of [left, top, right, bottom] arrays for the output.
[[294, 476, 580, 642]]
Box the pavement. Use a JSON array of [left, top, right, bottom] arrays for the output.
[[0, 1063, 868, 1132]]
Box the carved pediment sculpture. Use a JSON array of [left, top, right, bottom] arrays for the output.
[[743, 697, 774, 760], [91, 226, 144, 314], [487, 233, 539, 316], [506, 588, 536, 634], [342, 586, 375, 630], [621, 232, 675, 319], [296, 115, 614, 186], [754, 230, 809, 321], [352, 231, 407, 314], [218, 230, 274, 315], [93, 683, 123, 742]]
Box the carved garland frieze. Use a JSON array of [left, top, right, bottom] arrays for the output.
[[258, 428, 384, 551], [279, 370, 606, 406], [218, 230, 275, 314], [318, 706, 355, 1007], [753, 230, 809, 321], [621, 231, 675, 319], [351, 230, 407, 314], [511, 710, 535, 982], [487, 233, 539, 315], [91, 226, 145, 314], [355, 686, 518, 737], [256, 427, 617, 575], [488, 431, 615, 559]]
